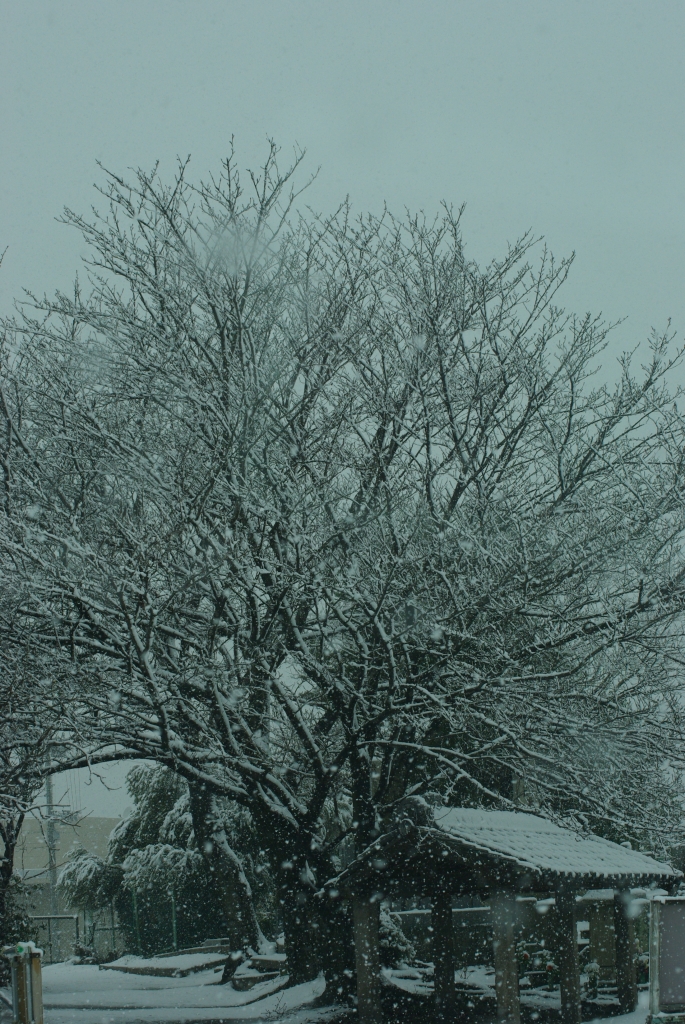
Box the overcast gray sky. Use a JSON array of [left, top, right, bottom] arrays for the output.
[[2, 1, 684, 374]]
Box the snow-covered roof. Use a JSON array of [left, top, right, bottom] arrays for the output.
[[430, 808, 679, 883]]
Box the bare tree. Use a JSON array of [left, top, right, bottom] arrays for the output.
[[2, 145, 685, 979]]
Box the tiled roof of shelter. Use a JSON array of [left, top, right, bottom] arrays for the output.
[[430, 808, 679, 883]]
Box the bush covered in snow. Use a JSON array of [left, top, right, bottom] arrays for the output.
[[57, 849, 122, 910], [379, 908, 416, 967], [59, 764, 273, 956]]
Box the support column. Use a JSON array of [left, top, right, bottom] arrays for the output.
[[433, 892, 456, 1020], [556, 890, 581, 1024], [352, 897, 382, 1024], [614, 891, 638, 1013], [30, 948, 44, 1024], [491, 892, 521, 1024]]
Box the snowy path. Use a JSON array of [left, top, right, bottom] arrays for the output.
[[1, 962, 335, 1024]]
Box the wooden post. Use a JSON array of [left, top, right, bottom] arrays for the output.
[[614, 891, 638, 1012], [352, 897, 382, 1024], [556, 890, 581, 1024], [8, 946, 44, 1024], [15, 954, 32, 1024], [432, 892, 456, 1020], [491, 892, 521, 1024], [30, 949, 44, 1024]]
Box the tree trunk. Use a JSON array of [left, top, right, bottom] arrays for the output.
[[279, 885, 323, 985], [317, 898, 355, 1001], [272, 826, 348, 989], [0, 862, 11, 947], [188, 786, 259, 962], [0, 813, 22, 946]]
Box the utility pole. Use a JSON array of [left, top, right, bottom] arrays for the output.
[[170, 889, 178, 951], [45, 775, 57, 916], [45, 775, 60, 959]]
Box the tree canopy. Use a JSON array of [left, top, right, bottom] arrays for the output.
[[2, 144, 685, 978]]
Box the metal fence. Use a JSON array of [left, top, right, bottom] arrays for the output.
[[30, 915, 79, 964], [30, 912, 126, 964]]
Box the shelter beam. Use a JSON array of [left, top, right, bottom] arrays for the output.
[[556, 890, 582, 1024], [491, 892, 521, 1024], [614, 890, 638, 1012], [432, 892, 456, 1020], [352, 897, 382, 1024]]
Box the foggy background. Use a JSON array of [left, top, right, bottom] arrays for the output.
[[1, 0, 683, 817]]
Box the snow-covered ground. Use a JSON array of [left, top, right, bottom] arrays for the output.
[[0, 961, 333, 1024], [0, 961, 653, 1024], [383, 963, 652, 1024], [589, 989, 651, 1024]]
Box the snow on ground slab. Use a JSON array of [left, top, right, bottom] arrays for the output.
[[103, 952, 229, 976], [432, 808, 677, 880], [586, 988, 651, 1024], [1, 962, 328, 1023], [383, 963, 498, 1000]]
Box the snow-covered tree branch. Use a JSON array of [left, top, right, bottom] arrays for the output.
[[2, 144, 685, 978]]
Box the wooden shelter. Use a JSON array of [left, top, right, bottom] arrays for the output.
[[329, 805, 680, 1024]]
